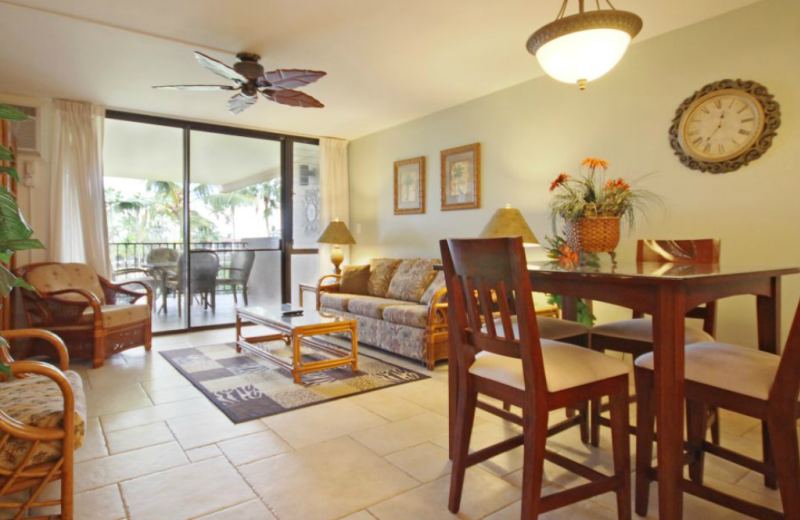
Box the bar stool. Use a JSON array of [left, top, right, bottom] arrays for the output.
[[442, 237, 632, 520], [590, 239, 720, 446], [633, 299, 800, 519]]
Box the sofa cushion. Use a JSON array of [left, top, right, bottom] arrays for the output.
[[420, 271, 445, 305], [347, 297, 413, 320], [80, 303, 149, 328], [368, 259, 402, 297], [320, 293, 360, 312], [339, 265, 370, 295], [0, 370, 87, 470], [386, 259, 436, 302], [25, 263, 105, 304], [383, 304, 441, 329]]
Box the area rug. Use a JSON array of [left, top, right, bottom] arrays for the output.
[[160, 342, 428, 423]]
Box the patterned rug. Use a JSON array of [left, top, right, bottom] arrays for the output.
[[160, 342, 428, 423]]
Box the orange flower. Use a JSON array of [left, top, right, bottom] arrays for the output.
[[550, 173, 570, 192], [604, 178, 630, 191], [581, 157, 609, 169], [557, 244, 579, 269]]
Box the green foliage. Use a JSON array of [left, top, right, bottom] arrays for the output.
[[0, 337, 11, 381], [0, 104, 46, 374]]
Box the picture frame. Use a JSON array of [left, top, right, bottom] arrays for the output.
[[441, 143, 480, 211], [393, 156, 426, 215]]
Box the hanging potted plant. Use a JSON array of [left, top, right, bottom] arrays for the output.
[[0, 104, 45, 380], [549, 157, 660, 255]]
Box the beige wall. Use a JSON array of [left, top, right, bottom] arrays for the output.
[[348, 0, 800, 347]]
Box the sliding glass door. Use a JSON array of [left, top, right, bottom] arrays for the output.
[[103, 112, 320, 333]]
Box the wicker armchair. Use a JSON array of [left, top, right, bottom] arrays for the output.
[[16, 262, 153, 368], [1, 329, 86, 520]]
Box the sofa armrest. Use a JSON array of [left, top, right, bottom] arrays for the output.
[[316, 274, 342, 309], [427, 287, 448, 331], [1, 329, 70, 371]]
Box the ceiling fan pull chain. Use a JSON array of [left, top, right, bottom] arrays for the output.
[[556, 0, 569, 20], [604, 0, 618, 11]]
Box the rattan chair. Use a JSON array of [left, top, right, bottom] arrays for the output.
[[165, 251, 220, 317], [16, 262, 153, 368], [0, 329, 86, 520], [216, 250, 255, 305]]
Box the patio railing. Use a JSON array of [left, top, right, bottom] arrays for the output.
[[110, 241, 248, 272]]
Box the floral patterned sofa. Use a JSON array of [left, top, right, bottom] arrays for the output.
[[317, 258, 448, 369]]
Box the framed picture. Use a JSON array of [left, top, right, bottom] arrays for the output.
[[394, 156, 426, 215], [441, 143, 480, 211]]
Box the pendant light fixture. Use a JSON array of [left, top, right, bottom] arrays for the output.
[[527, 0, 642, 90]]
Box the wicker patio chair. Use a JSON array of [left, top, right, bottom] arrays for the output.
[[216, 250, 255, 305], [0, 329, 87, 520], [16, 262, 153, 368]]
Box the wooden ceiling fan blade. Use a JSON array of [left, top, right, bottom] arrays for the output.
[[152, 85, 237, 91], [263, 69, 327, 90], [195, 51, 247, 83], [264, 89, 324, 108], [227, 93, 257, 115]]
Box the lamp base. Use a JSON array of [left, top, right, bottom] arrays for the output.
[[330, 245, 344, 275]]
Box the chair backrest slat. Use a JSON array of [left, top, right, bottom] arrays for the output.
[[441, 237, 547, 396]]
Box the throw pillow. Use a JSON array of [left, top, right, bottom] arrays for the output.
[[386, 259, 435, 302], [367, 258, 402, 297], [339, 265, 370, 295], [420, 270, 446, 305]]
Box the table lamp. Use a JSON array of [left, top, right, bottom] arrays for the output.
[[317, 219, 356, 275], [479, 204, 539, 246]]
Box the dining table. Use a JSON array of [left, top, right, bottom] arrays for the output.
[[444, 258, 799, 520]]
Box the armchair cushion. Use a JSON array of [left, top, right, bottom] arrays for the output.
[[25, 263, 105, 304], [367, 259, 402, 297], [80, 303, 149, 328], [386, 259, 436, 302], [0, 371, 86, 470]]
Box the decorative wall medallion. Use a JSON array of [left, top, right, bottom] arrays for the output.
[[669, 79, 781, 174]]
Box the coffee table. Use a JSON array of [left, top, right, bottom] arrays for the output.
[[235, 305, 358, 384]]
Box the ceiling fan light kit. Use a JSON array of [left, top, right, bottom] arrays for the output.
[[153, 51, 327, 115], [527, 0, 642, 89]]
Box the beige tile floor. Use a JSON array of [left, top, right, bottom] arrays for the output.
[[29, 327, 797, 520]]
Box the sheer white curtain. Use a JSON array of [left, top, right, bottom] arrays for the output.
[[49, 99, 112, 278], [318, 138, 350, 275]]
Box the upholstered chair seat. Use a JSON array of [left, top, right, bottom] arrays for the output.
[[635, 341, 788, 401], [470, 340, 630, 394], [79, 303, 150, 328], [592, 318, 713, 345], [491, 315, 589, 342]]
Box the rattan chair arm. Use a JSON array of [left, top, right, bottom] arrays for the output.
[[317, 274, 342, 290], [427, 287, 449, 329], [43, 288, 103, 328], [112, 280, 154, 307], [0, 360, 75, 442], [1, 329, 70, 370]]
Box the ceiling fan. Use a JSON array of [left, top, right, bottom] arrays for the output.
[[153, 51, 326, 115]]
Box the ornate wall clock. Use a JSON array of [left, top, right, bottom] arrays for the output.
[[668, 79, 781, 174]]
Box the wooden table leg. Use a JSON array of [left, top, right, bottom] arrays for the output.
[[757, 276, 781, 489], [652, 285, 687, 520], [351, 323, 359, 372], [292, 332, 302, 384], [236, 315, 242, 353], [448, 314, 458, 460]]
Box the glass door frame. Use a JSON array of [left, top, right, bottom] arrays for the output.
[[106, 110, 320, 334]]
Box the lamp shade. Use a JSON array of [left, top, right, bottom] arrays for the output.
[[479, 206, 539, 246], [317, 220, 356, 245]]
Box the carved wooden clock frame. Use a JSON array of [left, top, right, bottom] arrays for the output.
[[668, 79, 781, 174]]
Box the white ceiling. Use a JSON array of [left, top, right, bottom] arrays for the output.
[[0, 0, 762, 140]]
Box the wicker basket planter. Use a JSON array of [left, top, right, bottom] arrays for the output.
[[564, 216, 621, 253]]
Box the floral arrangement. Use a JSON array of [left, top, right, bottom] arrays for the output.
[[549, 157, 660, 228], [542, 235, 597, 327]]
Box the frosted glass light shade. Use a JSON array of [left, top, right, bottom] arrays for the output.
[[536, 28, 631, 86]]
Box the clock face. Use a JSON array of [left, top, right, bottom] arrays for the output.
[[678, 89, 765, 162]]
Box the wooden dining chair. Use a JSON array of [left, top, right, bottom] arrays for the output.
[[442, 237, 632, 519], [633, 297, 800, 519], [590, 239, 721, 446]]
